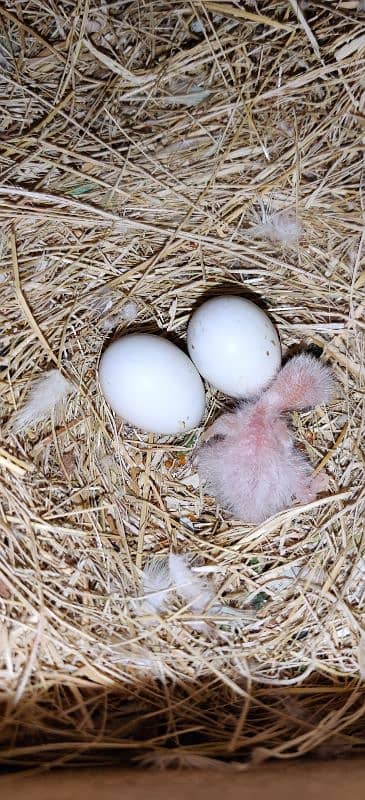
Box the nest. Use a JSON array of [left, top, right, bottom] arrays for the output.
[[0, 0, 364, 772]]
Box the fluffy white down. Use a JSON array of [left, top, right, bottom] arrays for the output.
[[197, 354, 335, 524], [141, 557, 171, 612], [248, 211, 303, 244], [120, 299, 139, 321], [168, 553, 213, 613], [140, 554, 213, 616], [263, 211, 303, 243], [12, 370, 74, 432]]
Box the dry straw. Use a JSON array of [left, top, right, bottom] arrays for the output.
[[0, 0, 364, 771]]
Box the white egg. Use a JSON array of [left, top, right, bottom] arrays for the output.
[[99, 334, 205, 435], [187, 296, 281, 398]]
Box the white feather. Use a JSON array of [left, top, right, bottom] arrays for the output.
[[168, 554, 213, 613], [99, 296, 139, 332], [141, 558, 171, 613], [120, 299, 138, 322], [140, 554, 214, 618], [248, 211, 303, 244], [265, 211, 303, 242], [12, 370, 74, 433]]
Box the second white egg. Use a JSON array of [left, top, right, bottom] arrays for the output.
[[99, 334, 205, 435], [187, 296, 281, 398]]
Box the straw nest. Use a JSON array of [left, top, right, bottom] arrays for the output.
[[0, 0, 364, 771]]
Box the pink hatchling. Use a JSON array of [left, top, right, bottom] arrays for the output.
[[197, 354, 335, 524]]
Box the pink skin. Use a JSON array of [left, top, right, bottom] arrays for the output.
[[197, 355, 335, 524]]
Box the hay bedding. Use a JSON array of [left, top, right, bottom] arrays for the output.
[[0, 0, 364, 770]]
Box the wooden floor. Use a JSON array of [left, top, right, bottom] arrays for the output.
[[1, 760, 365, 800]]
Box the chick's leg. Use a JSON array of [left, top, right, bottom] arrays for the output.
[[294, 471, 329, 504]]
